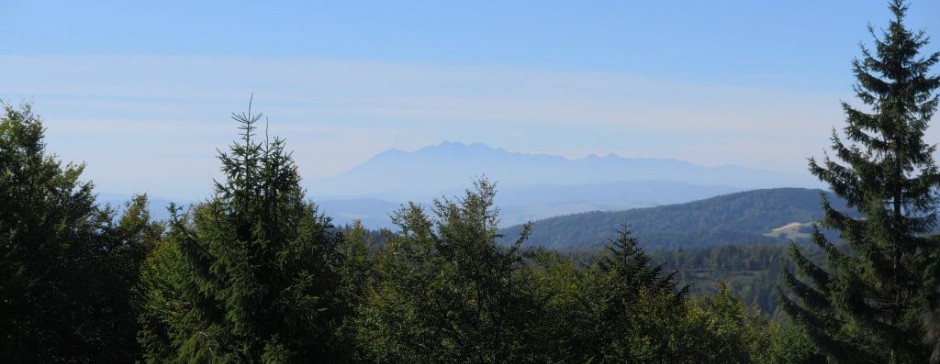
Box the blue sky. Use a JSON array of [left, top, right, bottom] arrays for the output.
[[2, 1, 939, 199]]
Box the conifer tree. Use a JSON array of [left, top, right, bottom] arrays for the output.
[[0, 102, 98, 361], [596, 228, 685, 307], [0, 103, 158, 362], [522, 248, 597, 362], [356, 179, 540, 363], [779, 1, 940, 362], [139, 101, 349, 362], [588, 228, 688, 362], [334, 221, 374, 360]]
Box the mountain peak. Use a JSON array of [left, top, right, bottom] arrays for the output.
[[409, 141, 511, 157], [431, 141, 499, 151], [438, 140, 465, 148], [313, 141, 817, 201], [586, 152, 621, 160]]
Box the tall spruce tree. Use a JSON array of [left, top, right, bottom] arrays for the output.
[[138, 101, 349, 362], [779, 1, 940, 363]]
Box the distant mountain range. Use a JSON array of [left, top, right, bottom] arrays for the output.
[[307, 142, 819, 228], [99, 142, 824, 230], [310, 141, 815, 201], [499, 188, 853, 251]]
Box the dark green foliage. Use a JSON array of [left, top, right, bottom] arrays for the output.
[[523, 229, 773, 363], [521, 248, 598, 362], [683, 284, 773, 363], [653, 243, 826, 315], [502, 187, 853, 251], [335, 221, 375, 360], [348, 181, 778, 363], [96, 195, 165, 361], [780, 2, 940, 362], [0, 103, 158, 362], [597, 228, 686, 298], [766, 317, 824, 363], [138, 103, 350, 362], [356, 180, 542, 363], [137, 228, 186, 362], [589, 228, 688, 362], [925, 236, 940, 362]]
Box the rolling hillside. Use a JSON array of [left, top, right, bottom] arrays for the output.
[[500, 187, 852, 251]]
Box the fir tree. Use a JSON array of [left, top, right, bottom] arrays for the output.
[[139, 100, 349, 362], [589, 228, 689, 362], [779, 1, 940, 363], [595, 227, 686, 307]]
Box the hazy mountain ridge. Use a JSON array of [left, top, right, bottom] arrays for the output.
[[309, 141, 816, 201], [100, 143, 823, 230], [306, 141, 817, 228]]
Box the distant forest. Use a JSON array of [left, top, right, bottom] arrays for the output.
[[2, 1, 940, 363], [500, 187, 854, 251]]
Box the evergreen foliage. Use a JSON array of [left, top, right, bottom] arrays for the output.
[[0, 103, 158, 362], [567, 230, 769, 363], [681, 284, 772, 363], [334, 221, 375, 360], [589, 228, 687, 361], [521, 248, 598, 361], [519, 230, 774, 363], [138, 102, 350, 362], [779, 1, 940, 362], [355, 180, 542, 363], [653, 243, 815, 315]]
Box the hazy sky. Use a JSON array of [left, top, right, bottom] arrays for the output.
[[2, 1, 939, 199]]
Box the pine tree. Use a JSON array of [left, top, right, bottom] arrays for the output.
[[139, 101, 349, 362], [779, 1, 940, 362]]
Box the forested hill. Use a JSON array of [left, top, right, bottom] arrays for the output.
[[501, 187, 852, 251]]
